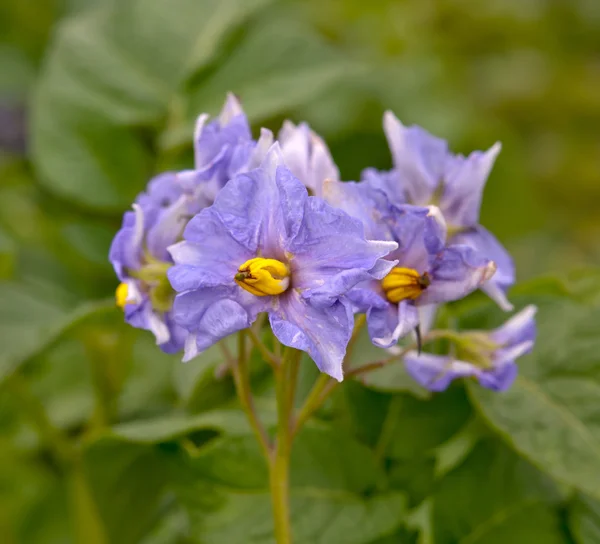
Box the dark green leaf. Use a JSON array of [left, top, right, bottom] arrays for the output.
[[433, 438, 566, 544], [81, 438, 173, 544], [170, 427, 406, 543], [467, 296, 600, 499], [0, 282, 114, 382], [570, 493, 600, 544]]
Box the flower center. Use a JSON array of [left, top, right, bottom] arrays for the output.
[[116, 259, 175, 312], [381, 267, 430, 303], [235, 257, 290, 297]]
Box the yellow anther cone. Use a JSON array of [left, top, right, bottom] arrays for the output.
[[116, 282, 129, 308], [235, 257, 290, 296], [381, 267, 430, 303]]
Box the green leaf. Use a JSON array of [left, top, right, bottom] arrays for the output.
[[0, 228, 16, 280], [171, 427, 406, 543], [433, 438, 566, 544], [81, 438, 173, 544], [31, 0, 272, 211], [162, 12, 361, 150], [570, 493, 600, 544], [108, 409, 273, 444], [182, 490, 405, 544], [0, 281, 114, 382], [386, 387, 472, 459], [466, 296, 600, 499], [171, 336, 237, 411]]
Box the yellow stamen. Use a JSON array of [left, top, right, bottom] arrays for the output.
[[381, 267, 430, 303], [116, 282, 129, 308], [235, 257, 290, 297]]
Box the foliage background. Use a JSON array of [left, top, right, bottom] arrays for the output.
[[1, 0, 600, 542]]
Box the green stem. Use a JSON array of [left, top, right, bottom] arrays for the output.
[[343, 314, 366, 372], [292, 329, 456, 437], [292, 373, 332, 438], [232, 331, 271, 459], [247, 326, 280, 368], [269, 347, 296, 544]]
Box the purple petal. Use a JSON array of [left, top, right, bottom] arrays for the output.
[[383, 111, 449, 205], [279, 121, 339, 197], [361, 167, 406, 207], [146, 195, 190, 261], [491, 305, 537, 347], [451, 225, 515, 311], [476, 360, 518, 392], [441, 143, 501, 228], [322, 179, 395, 241], [418, 245, 496, 305], [124, 300, 185, 353], [367, 300, 419, 348], [346, 283, 386, 313], [390, 206, 443, 270], [168, 206, 252, 292], [269, 291, 353, 381], [109, 206, 144, 278], [289, 196, 397, 302], [404, 352, 478, 392], [172, 287, 263, 358]]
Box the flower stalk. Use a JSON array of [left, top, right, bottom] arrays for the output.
[[231, 331, 271, 459]]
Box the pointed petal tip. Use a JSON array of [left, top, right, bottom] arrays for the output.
[[426, 205, 447, 229], [483, 260, 497, 283], [260, 141, 285, 173], [193, 113, 210, 142], [220, 92, 244, 124], [489, 141, 502, 156]]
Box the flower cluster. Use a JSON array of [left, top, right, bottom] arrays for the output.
[[110, 94, 536, 391]]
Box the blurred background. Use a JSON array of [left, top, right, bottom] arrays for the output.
[[1, 0, 599, 542]]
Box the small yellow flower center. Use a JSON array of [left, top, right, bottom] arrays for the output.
[[381, 267, 431, 303], [235, 257, 290, 297], [116, 282, 129, 308]]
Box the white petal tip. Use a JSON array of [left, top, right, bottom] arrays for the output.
[[483, 261, 498, 283], [220, 92, 243, 123]]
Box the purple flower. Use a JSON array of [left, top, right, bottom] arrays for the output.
[[377, 111, 514, 311], [110, 172, 207, 353], [278, 121, 339, 197], [404, 305, 537, 392], [110, 94, 274, 352], [167, 145, 397, 380], [324, 179, 496, 348], [190, 93, 273, 199]]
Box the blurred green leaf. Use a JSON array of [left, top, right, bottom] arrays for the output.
[[81, 439, 171, 544], [171, 336, 236, 411], [433, 438, 566, 544], [570, 493, 600, 544], [108, 409, 270, 444], [0, 284, 113, 382], [18, 478, 73, 544], [31, 0, 272, 211], [0, 228, 16, 280], [171, 427, 405, 543], [385, 387, 471, 459], [467, 295, 600, 500], [164, 12, 360, 150]]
